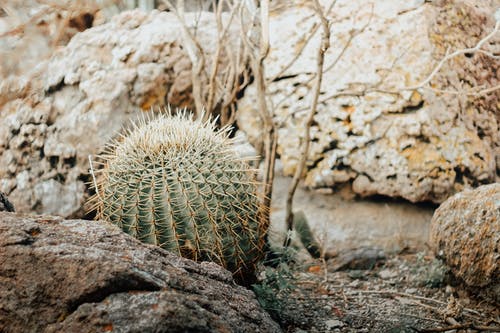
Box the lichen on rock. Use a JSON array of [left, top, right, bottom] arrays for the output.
[[430, 183, 500, 303], [237, 0, 499, 203]]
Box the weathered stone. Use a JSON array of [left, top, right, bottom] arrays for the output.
[[0, 0, 100, 79], [0, 212, 281, 333], [328, 247, 386, 272], [429, 183, 500, 303], [0, 9, 240, 217], [237, 0, 499, 203]]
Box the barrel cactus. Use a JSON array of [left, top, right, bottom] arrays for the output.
[[90, 111, 268, 282]]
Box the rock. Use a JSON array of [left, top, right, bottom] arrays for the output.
[[378, 269, 398, 280], [0, 212, 281, 333], [0, 1, 97, 78], [237, 0, 499, 203], [429, 183, 500, 303], [0, 9, 241, 217], [325, 319, 344, 329], [328, 247, 386, 271], [0, 192, 15, 212]]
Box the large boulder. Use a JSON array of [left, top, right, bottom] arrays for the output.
[[429, 183, 500, 303], [237, 0, 499, 203], [0, 212, 281, 332], [0, 9, 239, 217]]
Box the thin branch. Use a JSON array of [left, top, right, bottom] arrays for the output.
[[272, 5, 373, 121], [422, 83, 500, 96], [404, 20, 500, 92], [205, 0, 239, 119], [323, 3, 373, 74], [88, 155, 102, 201], [162, 0, 207, 117], [349, 290, 483, 317], [418, 323, 500, 332], [268, 0, 338, 83], [284, 0, 330, 247], [259, 0, 270, 61], [280, 18, 498, 118], [240, 0, 275, 232]]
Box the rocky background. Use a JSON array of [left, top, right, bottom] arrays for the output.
[[0, 0, 499, 331], [0, 9, 229, 217], [1, 0, 498, 219], [239, 0, 499, 203]]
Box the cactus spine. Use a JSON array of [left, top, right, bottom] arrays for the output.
[[90, 111, 267, 281]]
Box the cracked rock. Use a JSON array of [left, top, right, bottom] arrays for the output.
[[0, 213, 281, 333], [237, 0, 499, 203]]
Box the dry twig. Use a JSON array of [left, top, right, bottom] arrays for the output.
[[349, 290, 483, 318], [418, 322, 500, 332], [283, 0, 330, 247], [239, 0, 275, 231], [403, 21, 500, 93], [161, 0, 246, 123]]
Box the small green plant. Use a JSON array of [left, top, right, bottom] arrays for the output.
[[89, 110, 268, 283], [252, 246, 297, 322]]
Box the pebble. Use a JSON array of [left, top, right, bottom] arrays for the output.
[[348, 279, 361, 288], [378, 269, 398, 279], [405, 288, 418, 294], [293, 329, 308, 333], [325, 319, 344, 329]]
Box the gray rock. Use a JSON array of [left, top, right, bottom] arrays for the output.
[[324, 319, 344, 329], [328, 247, 386, 271], [237, 0, 499, 203], [0, 212, 281, 333], [430, 183, 500, 304], [378, 269, 398, 280]]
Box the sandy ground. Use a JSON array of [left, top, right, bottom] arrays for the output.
[[258, 172, 498, 333]]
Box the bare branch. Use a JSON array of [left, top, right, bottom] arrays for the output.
[[284, 0, 330, 247], [205, 1, 239, 119], [240, 0, 276, 231], [422, 83, 500, 96], [268, 0, 338, 83], [162, 0, 207, 117], [404, 20, 499, 92], [272, 4, 373, 121], [323, 3, 373, 74], [88, 155, 102, 201]]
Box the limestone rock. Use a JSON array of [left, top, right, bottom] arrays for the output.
[[0, 0, 96, 78], [0, 212, 281, 333], [237, 0, 499, 203], [429, 183, 500, 303], [0, 9, 237, 217]]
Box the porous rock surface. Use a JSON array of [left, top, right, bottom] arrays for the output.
[[430, 183, 500, 303], [238, 0, 499, 203], [0, 9, 237, 217], [0, 212, 281, 333]]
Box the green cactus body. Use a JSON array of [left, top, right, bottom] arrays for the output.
[[91, 112, 267, 281]]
